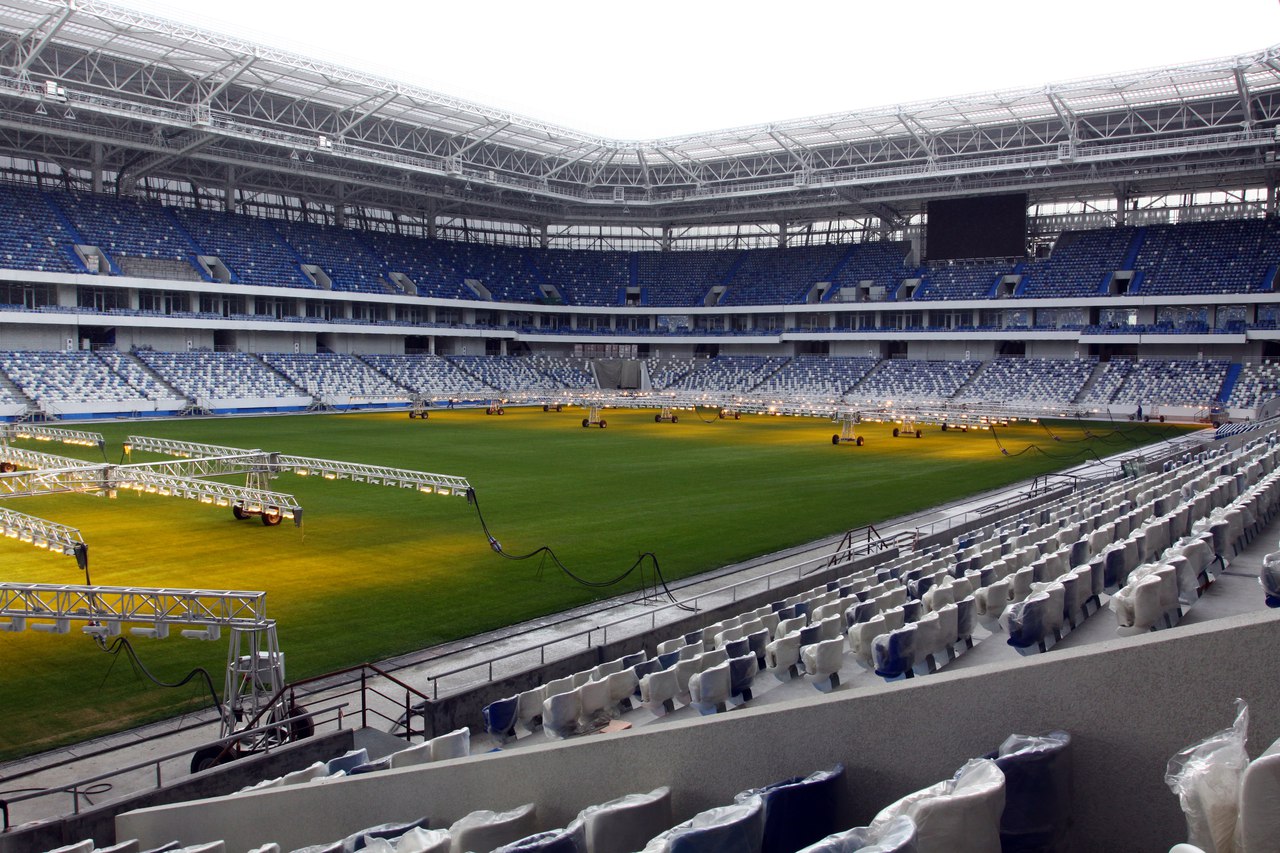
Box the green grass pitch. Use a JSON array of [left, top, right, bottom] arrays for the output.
[[0, 408, 1190, 759]]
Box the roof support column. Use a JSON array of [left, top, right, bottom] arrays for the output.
[[334, 185, 346, 229], [1267, 171, 1278, 218], [778, 221, 788, 249], [661, 226, 672, 251], [539, 224, 549, 250], [1115, 184, 1130, 227], [90, 142, 103, 194], [223, 167, 238, 214]]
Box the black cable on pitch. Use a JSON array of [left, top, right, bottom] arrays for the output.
[[693, 406, 721, 425], [467, 488, 695, 611], [94, 635, 222, 713]]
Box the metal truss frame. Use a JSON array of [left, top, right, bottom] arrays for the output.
[[0, 1, 1276, 228], [0, 582, 267, 630], [1, 423, 104, 448], [127, 435, 473, 496], [0, 504, 84, 557]]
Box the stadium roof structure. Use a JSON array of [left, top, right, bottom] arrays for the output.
[[0, 0, 1278, 229]]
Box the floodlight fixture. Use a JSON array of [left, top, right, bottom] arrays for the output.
[[181, 625, 221, 641]]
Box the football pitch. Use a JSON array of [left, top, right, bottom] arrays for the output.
[[0, 408, 1192, 759]]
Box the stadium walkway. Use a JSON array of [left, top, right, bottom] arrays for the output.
[[0, 426, 1242, 828]]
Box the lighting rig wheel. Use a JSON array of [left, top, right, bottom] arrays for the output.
[[734, 412, 740, 420], [497, 408, 505, 415], [718, 411, 725, 419], [941, 423, 948, 432], [832, 435, 841, 445], [672, 415, 678, 423], [190, 745, 229, 774], [856, 436, 865, 446], [655, 414, 662, 423], [232, 505, 249, 521], [289, 703, 315, 741], [261, 511, 282, 527], [599, 420, 607, 428], [543, 404, 549, 412], [893, 427, 900, 437], [916, 429, 923, 438], [555, 404, 563, 412], [582, 418, 590, 428], [0, 461, 13, 473]]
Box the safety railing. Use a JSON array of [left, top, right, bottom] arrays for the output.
[[0, 703, 346, 832]]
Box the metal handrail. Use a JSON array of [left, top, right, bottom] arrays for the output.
[[0, 703, 347, 831]]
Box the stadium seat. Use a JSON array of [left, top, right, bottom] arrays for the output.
[[736, 765, 844, 853], [987, 731, 1072, 853], [801, 637, 845, 692], [640, 668, 679, 715], [766, 631, 803, 680], [392, 827, 452, 853], [516, 687, 546, 734], [869, 758, 1005, 853], [429, 727, 470, 762], [688, 659, 732, 715], [450, 804, 538, 853], [544, 691, 581, 738], [573, 787, 672, 853], [793, 815, 917, 852], [1238, 735, 1280, 851], [492, 823, 586, 853], [639, 797, 765, 852], [483, 695, 520, 743]]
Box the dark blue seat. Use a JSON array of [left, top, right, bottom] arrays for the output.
[[900, 599, 922, 623], [725, 637, 750, 659], [657, 651, 682, 670], [986, 731, 1072, 853], [645, 798, 765, 853], [798, 624, 822, 649], [1006, 593, 1050, 650], [618, 651, 647, 669], [735, 764, 845, 853], [634, 657, 663, 680], [729, 655, 756, 700], [482, 695, 519, 742], [492, 824, 586, 852], [683, 629, 704, 646], [848, 600, 876, 626]]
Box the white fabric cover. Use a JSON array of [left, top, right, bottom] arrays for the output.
[[281, 761, 328, 785], [689, 660, 732, 711], [606, 668, 639, 708], [766, 631, 803, 674], [516, 686, 546, 731], [578, 677, 613, 726], [870, 758, 1004, 853]]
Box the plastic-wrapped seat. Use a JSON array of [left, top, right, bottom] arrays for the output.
[[688, 660, 732, 715], [606, 669, 639, 712], [1238, 734, 1280, 851], [954, 596, 976, 648], [987, 731, 1072, 853], [482, 695, 519, 743], [766, 631, 803, 680], [728, 653, 759, 701], [516, 687, 546, 734], [385, 827, 450, 853], [639, 797, 765, 853], [428, 727, 470, 761], [389, 740, 433, 769], [849, 615, 886, 668], [573, 787, 672, 853], [873, 624, 917, 680], [975, 578, 1010, 620], [450, 804, 538, 853], [800, 637, 845, 691], [1005, 593, 1050, 650], [869, 758, 1005, 853], [736, 765, 844, 853], [326, 748, 369, 776], [492, 824, 585, 853], [1262, 552, 1280, 607], [746, 629, 770, 669], [639, 668, 679, 716], [544, 691, 581, 739], [794, 815, 917, 852]]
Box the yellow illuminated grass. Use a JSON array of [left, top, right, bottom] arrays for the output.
[[0, 409, 1189, 759]]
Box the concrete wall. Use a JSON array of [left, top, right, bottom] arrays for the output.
[[117, 611, 1280, 853], [906, 339, 987, 360], [0, 324, 75, 350], [1025, 341, 1082, 359], [112, 328, 211, 353]]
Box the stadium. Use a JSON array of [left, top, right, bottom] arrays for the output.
[[0, 1, 1279, 851]]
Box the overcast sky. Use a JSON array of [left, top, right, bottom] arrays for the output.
[[119, 0, 1280, 139]]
